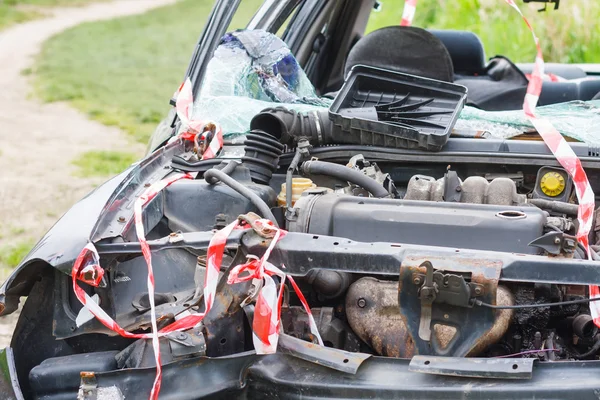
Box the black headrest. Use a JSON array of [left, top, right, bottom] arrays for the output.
[[345, 26, 454, 82], [429, 30, 486, 75]]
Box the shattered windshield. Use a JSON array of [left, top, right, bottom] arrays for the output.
[[148, 0, 600, 152], [188, 27, 600, 148]]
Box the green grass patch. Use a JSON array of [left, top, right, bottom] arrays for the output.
[[0, 0, 101, 31], [367, 0, 600, 64], [34, 0, 263, 143], [0, 239, 35, 269], [34, 0, 599, 146], [72, 150, 138, 177], [0, 3, 41, 30]]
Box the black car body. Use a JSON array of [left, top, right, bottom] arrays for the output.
[[3, 0, 600, 399]]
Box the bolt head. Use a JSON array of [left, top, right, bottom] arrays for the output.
[[177, 332, 187, 340], [474, 287, 483, 295], [413, 277, 422, 285], [117, 216, 126, 223], [554, 237, 561, 244], [357, 298, 366, 308]]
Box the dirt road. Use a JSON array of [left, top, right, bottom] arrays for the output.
[[0, 0, 177, 346]]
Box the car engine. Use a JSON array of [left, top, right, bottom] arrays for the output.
[[12, 131, 600, 399], [8, 52, 600, 399]]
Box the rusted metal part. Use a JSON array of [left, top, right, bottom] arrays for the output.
[[346, 277, 512, 358], [466, 286, 514, 356], [409, 355, 534, 380], [78, 372, 98, 400], [399, 256, 502, 356], [238, 212, 275, 238], [202, 257, 253, 357], [277, 333, 370, 374], [281, 306, 361, 352], [346, 278, 415, 358]]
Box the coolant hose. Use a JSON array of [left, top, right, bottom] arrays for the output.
[[574, 334, 600, 359], [528, 198, 579, 216], [204, 166, 279, 227], [204, 160, 238, 185], [301, 160, 390, 198]]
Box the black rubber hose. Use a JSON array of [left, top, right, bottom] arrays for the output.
[[574, 335, 600, 359], [204, 166, 278, 227], [301, 160, 390, 198], [204, 160, 239, 185], [528, 198, 579, 216], [250, 107, 331, 147], [573, 314, 598, 339], [286, 149, 303, 215]]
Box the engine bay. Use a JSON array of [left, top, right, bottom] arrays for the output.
[[42, 141, 600, 367], [8, 28, 600, 400]]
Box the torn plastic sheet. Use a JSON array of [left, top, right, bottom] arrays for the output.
[[199, 29, 328, 106], [456, 100, 600, 145]]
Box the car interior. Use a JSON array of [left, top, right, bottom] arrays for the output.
[[275, 0, 600, 112]]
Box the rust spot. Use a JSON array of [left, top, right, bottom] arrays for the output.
[[80, 371, 96, 378]]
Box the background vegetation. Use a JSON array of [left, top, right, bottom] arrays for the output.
[[368, 0, 600, 64], [0, 0, 100, 29], [27, 0, 600, 146]]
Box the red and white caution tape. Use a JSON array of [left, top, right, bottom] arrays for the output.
[[227, 218, 323, 353], [175, 78, 223, 159], [72, 174, 193, 399], [133, 172, 193, 398], [73, 185, 321, 397], [525, 72, 567, 83], [401, 0, 598, 324], [400, 0, 417, 26], [503, 0, 598, 325]]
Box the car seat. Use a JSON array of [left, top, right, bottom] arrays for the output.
[[347, 27, 600, 111], [344, 26, 454, 83], [429, 30, 600, 110]]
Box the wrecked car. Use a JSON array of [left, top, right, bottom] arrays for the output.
[[3, 0, 600, 398]]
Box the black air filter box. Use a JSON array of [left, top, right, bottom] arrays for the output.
[[329, 65, 467, 151]]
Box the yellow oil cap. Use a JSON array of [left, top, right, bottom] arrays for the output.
[[540, 171, 566, 197]]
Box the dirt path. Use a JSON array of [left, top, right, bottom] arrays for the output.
[[0, 0, 178, 346]]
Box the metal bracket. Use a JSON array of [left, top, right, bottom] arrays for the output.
[[399, 257, 502, 356], [409, 355, 534, 379], [166, 329, 207, 358], [277, 333, 371, 374], [528, 231, 577, 255]]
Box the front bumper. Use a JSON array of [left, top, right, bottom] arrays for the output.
[[78, 352, 600, 400]]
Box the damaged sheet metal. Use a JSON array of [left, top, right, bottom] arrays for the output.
[[277, 333, 371, 374], [398, 257, 502, 356], [408, 355, 534, 379]]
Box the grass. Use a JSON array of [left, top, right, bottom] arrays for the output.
[[72, 150, 138, 177], [0, 239, 35, 269], [367, 0, 600, 64], [0, 3, 41, 30], [33, 0, 600, 145], [0, 0, 100, 31], [33, 0, 263, 143]]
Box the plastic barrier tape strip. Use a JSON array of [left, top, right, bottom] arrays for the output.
[[401, 0, 599, 325]]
